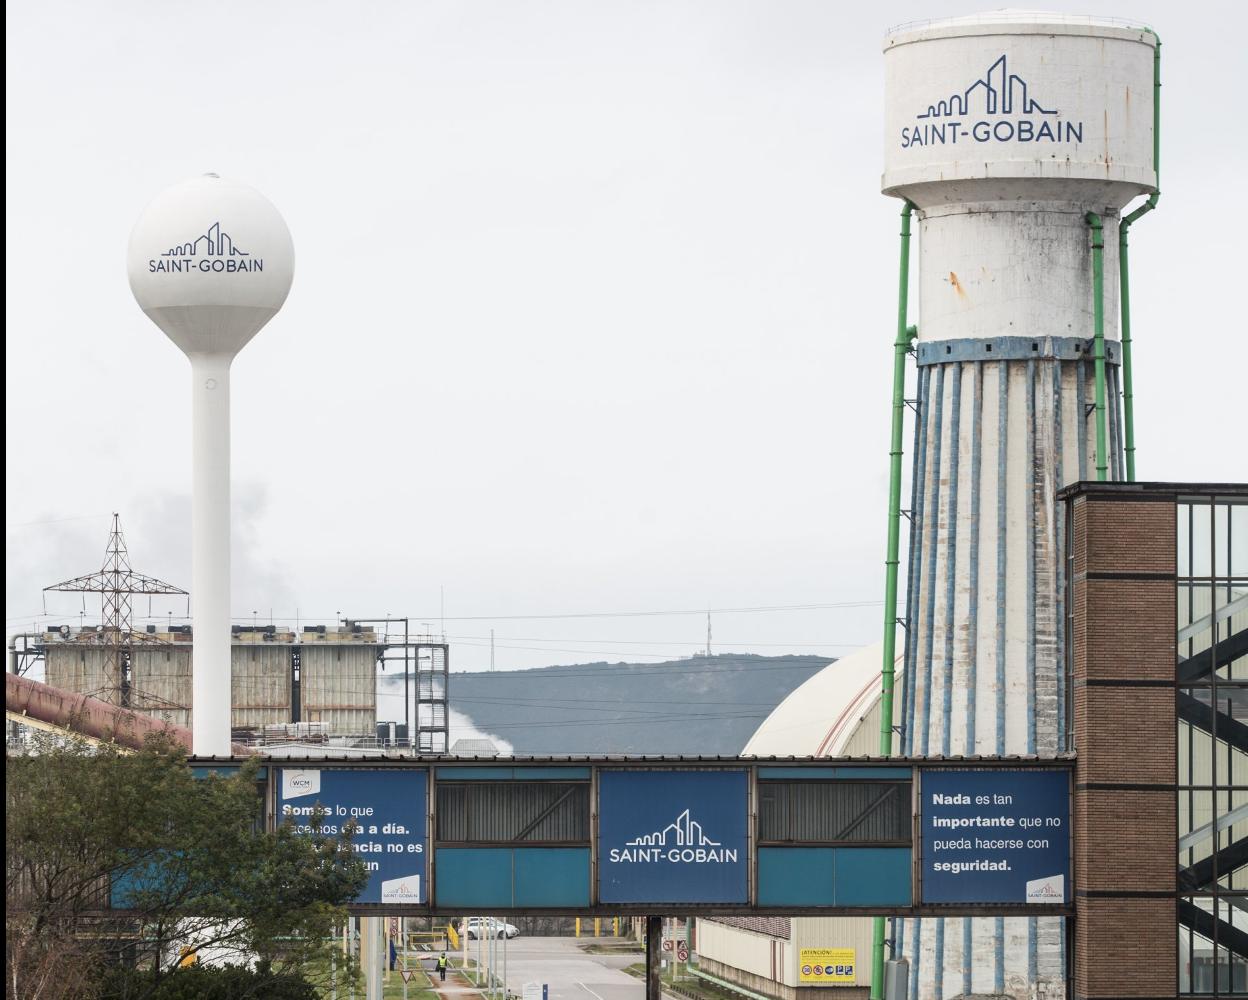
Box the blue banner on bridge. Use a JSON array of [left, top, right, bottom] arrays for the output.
[[598, 769, 748, 904], [920, 769, 1069, 905], [277, 768, 428, 905]]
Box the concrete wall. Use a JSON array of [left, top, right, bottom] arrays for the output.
[[131, 645, 193, 728], [45, 645, 111, 703], [42, 634, 382, 736], [300, 643, 376, 736], [231, 644, 292, 730]]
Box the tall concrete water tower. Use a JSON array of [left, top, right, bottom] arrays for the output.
[[880, 12, 1159, 997], [127, 175, 294, 757]]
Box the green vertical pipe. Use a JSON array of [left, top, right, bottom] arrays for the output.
[[871, 201, 917, 1000], [1118, 30, 1161, 481], [1085, 212, 1108, 481], [879, 201, 915, 756], [1118, 229, 1138, 481]]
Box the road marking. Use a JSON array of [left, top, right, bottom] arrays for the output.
[[577, 982, 609, 1000]]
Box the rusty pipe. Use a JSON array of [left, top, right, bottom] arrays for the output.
[[6, 672, 250, 755]]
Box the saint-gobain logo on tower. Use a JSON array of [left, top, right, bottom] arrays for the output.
[[147, 221, 265, 274], [608, 808, 738, 864], [901, 54, 1084, 149]]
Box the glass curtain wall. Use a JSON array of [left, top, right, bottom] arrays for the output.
[[1178, 496, 1248, 995]]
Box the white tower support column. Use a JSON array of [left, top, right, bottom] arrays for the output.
[[128, 174, 294, 757], [882, 13, 1158, 998], [190, 354, 233, 756]]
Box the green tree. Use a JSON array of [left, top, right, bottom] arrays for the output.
[[6, 734, 367, 1000]]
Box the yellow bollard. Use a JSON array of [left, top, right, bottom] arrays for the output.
[[613, 917, 619, 938], [594, 918, 601, 938], [575, 917, 581, 938]]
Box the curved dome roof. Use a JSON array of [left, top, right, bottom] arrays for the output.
[[742, 640, 902, 757]]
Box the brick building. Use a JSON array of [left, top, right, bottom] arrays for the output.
[[702, 482, 1246, 998], [1064, 482, 1247, 997]]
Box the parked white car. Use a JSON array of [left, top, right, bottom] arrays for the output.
[[462, 917, 519, 940]]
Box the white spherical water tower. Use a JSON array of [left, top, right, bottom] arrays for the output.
[[128, 174, 294, 757], [882, 12, 1158, 997]]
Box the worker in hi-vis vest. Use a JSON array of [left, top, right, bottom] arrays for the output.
[[437, 953, 449, 982]]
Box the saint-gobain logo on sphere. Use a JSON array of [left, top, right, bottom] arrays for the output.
[[148, 221, 265, 274], [1025, 874, 1065, 903], [901, 54, 1084, 149], [608, 808, 738, 864], [281, 769, 321, 799]]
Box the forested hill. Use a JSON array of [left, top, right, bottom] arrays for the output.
[[442, 653, 834, 755]]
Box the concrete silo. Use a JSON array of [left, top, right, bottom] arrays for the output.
[[879, 12, 1159, 997]]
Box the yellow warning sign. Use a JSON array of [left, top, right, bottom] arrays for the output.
[[798, 948, 855, 985]]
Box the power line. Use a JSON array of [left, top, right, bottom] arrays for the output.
[[448, 633, 859, 648], [70, 600, 879, 625], [388, 600, 882, 621]]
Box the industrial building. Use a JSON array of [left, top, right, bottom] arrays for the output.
[[693, 9, 1241, 1000], [703, 483, 1246, 996], [701, 646, 900, 999], [16, 623, 450, 752]]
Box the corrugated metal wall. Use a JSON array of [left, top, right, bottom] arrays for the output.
[[792, 917, 876, 986], [698, 919, 797, 987], [231, 645, 292, 729], [300, 644, 376, 735], [437, 783, 589, 842], [699, 917, 875, 991], [840, 697, 887, 757], [759, 782, 910, 843]]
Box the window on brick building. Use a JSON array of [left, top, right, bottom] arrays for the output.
[[1177, 497, 1248, 995]]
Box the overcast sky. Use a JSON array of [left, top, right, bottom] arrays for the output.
[[6, 1, 1245, 672]]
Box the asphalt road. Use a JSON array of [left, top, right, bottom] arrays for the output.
[[467, 936, 654, 1000]]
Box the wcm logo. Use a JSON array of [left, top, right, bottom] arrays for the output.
[[901, 54, 1083, 149], [147, 221, 265, 274]]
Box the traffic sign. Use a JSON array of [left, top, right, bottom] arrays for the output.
[[677, 943, 690, 963]]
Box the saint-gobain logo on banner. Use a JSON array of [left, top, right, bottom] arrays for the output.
[[609, 808, 738, 864], [1025, 874, 1065, 903], [281, 769, 321, 799], [148, 221, 265, 274], [381, 874, 422, 904], [599, 770, 747, 903], [901, 54, 1084, 149]]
